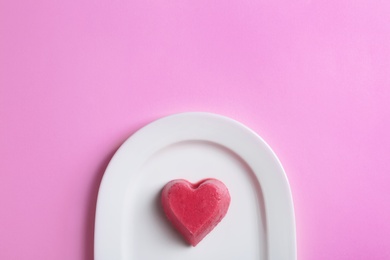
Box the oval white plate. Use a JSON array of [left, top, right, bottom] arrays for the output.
[[95, 112, 296, 260]]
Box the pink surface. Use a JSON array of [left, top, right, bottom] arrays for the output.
[[0, 0, 389, 259]]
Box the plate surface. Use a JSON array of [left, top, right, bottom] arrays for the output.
[[95, 112, 296, 260]]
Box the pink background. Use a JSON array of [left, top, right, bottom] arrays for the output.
[[1, 0, 390, 259]]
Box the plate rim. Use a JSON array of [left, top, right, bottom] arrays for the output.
[[94, 112, 296, 260]]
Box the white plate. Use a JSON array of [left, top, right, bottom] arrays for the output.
[[95, 112, 296, 260]]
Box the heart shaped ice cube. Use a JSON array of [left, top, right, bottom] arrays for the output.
[[161, 178, 231, 246]]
